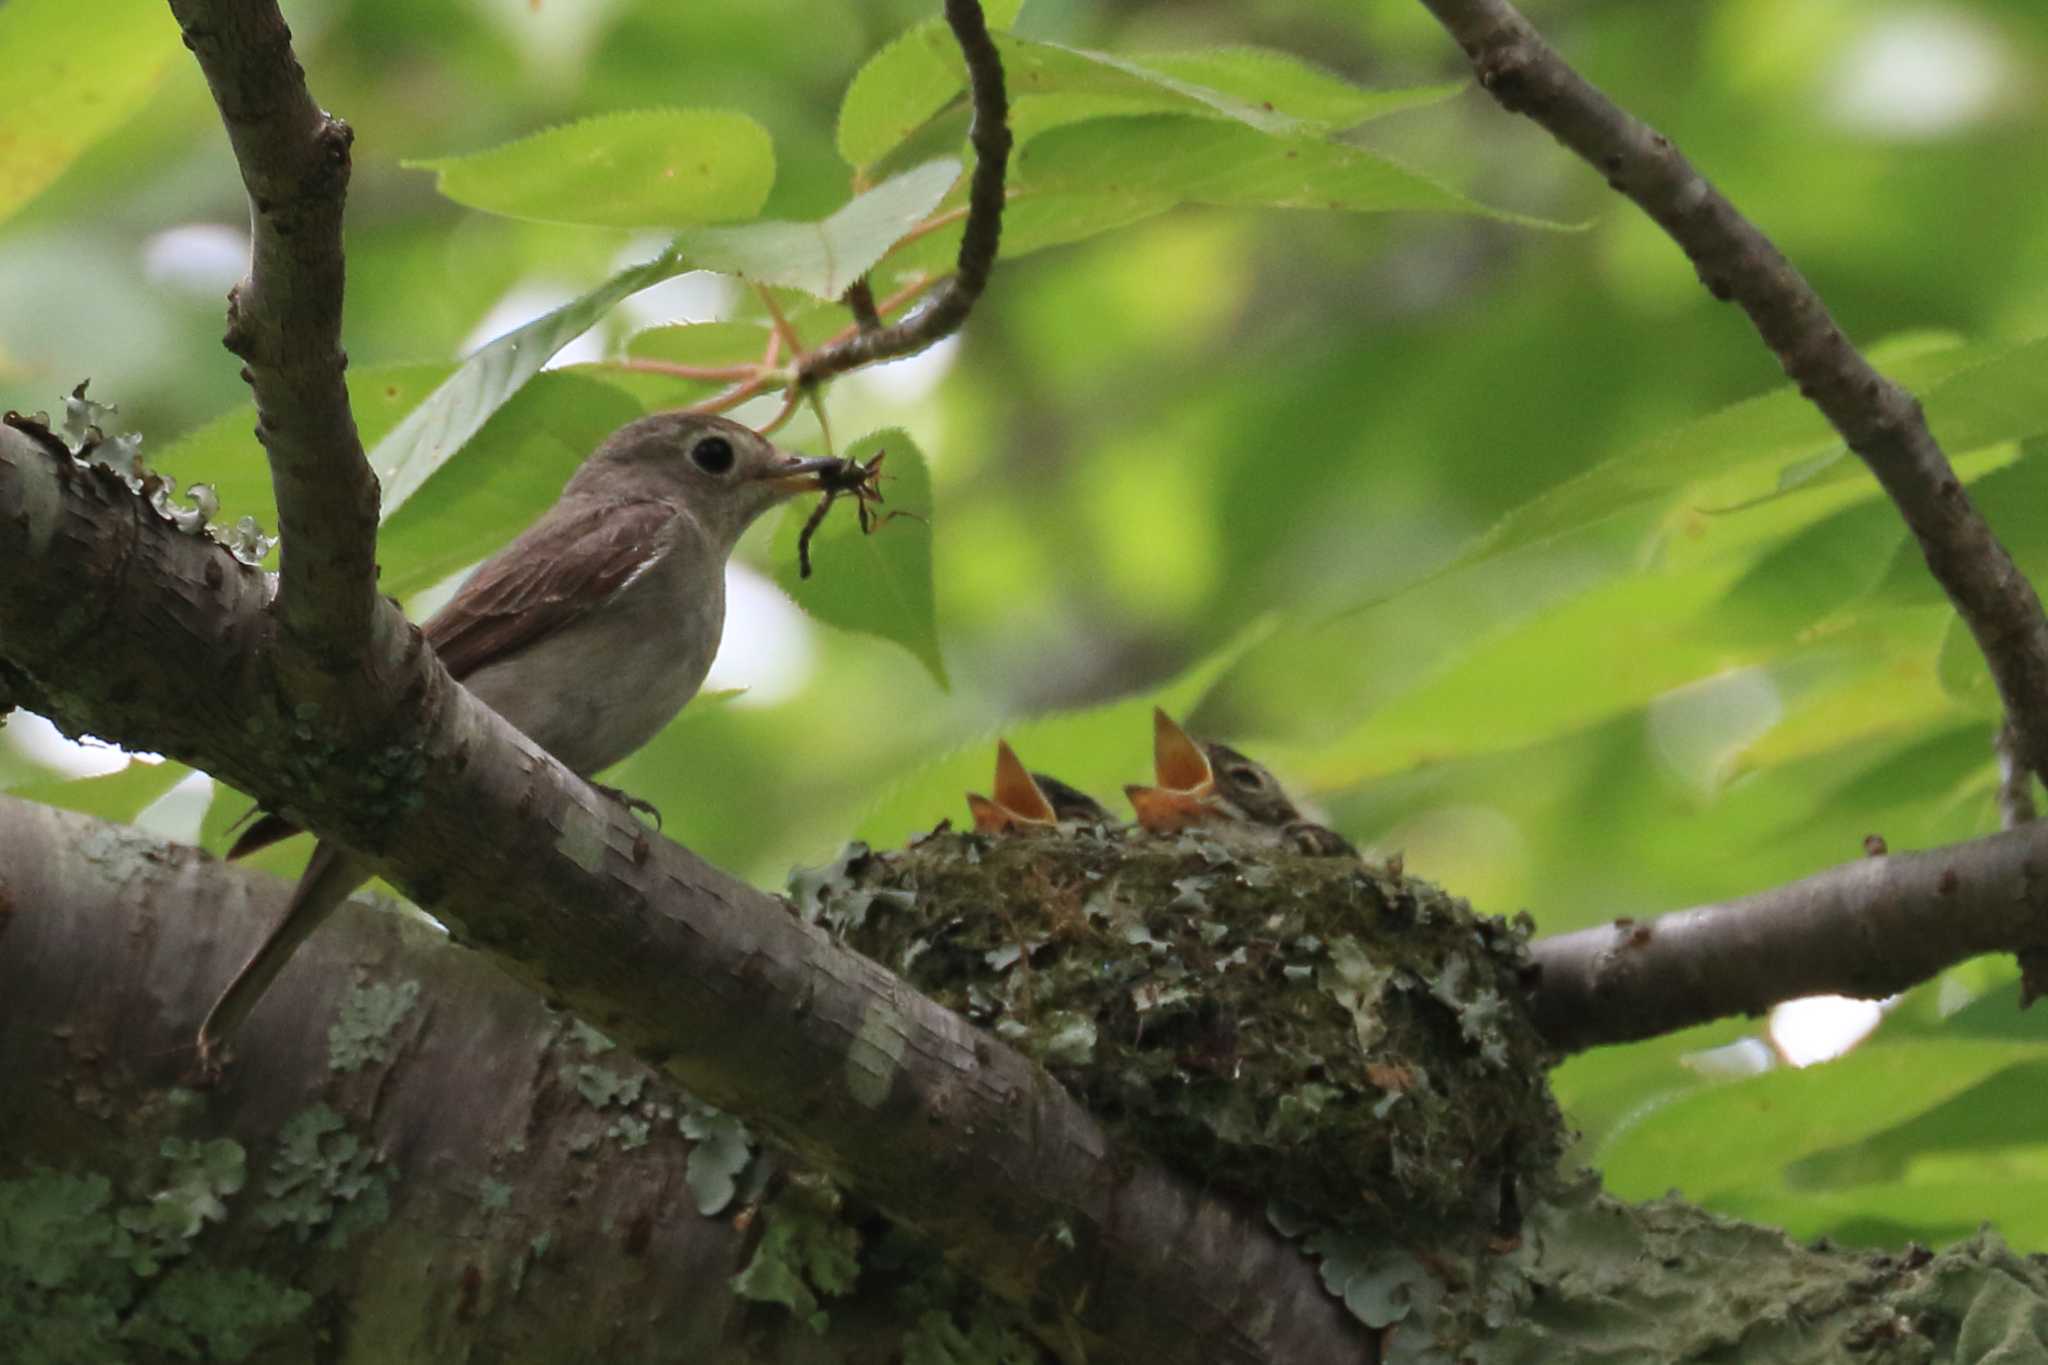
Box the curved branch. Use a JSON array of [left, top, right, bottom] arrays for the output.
[[1527, 820, 2048, 1053], [1417, 0, 2048, 786], [168, 0, 377, 662], [796, 0, 1011, 385]]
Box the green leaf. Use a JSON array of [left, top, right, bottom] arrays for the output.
[[370, 250, 688, 521], [837, 24, 1458, 172], [671, 159, 960, 299], [0, 0, 178, 227], [625, 321, 774, 367], [1131, 52, 1460, 130], [837, 19, 971, 172], [1443, 335, 2045, 588], [377, 372, 645, 600], [1014, 114, 1552, 223], [772, 430, 945, 686], [12, 760, 189, 823], [881, 190, 1173, 273], [406, 110, 775, 229], [1595, 1039, 2044, 1205], [995, 39, 1322, 137]]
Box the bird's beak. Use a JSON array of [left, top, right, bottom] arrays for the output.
[[1150, 707, 1215, 794], [1126, 708, 1219, 833], [993, 741, 1058, 823], [968, 740, 1059, 833], [1124, 783, 1213, 834], [756, 453, 843, 496]]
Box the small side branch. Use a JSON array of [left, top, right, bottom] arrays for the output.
[[168, 0, 378, 661], [842, 278, 883, 332], [1527, 821, 2048, 1053], [1417, 0, 2048, 785], [796, 0, 1011, 385]]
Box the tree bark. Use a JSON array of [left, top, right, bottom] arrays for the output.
[[8, 794, 2048, 1363]]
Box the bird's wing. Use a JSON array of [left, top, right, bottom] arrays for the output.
[[425, 497, 676, 681], [225, 498, 677, 862]]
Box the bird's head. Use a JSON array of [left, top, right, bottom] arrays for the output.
[[572, 410, 841, 547], [1125, 707, 1307, 833]]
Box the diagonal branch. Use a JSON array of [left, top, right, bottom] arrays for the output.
[[796, 0, 1011, 386], [1416, 0, 2048, 786], [1527, 819, 2048, 1053], [167, 0, 377, 663]]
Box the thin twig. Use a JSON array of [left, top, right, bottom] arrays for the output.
[[1417, 0, 2048, 786], [814, 274, 945, 354], [613, 359, 761, 382], [167, 0, 377, 662], [894, 203, 974, 251], [796, 0, 1010, 386], [842, 278, 883, 332], [676, 276, 941, 421], [689, 373, 775, 417], [753, 283, 803, 361], [757, 386, 805, 437]]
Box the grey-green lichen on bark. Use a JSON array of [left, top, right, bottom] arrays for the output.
[[0, 1144, 309, 1364], [254, 1104, 393, 1249], [327, 977, 420, 1072]]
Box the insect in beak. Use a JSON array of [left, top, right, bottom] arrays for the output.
[[759, 453, 844, 496], [794, 450, 921, 579]]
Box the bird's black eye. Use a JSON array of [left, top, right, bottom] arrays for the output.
[[691, 435, 736, 474], [1227, 764, 1265, 788]]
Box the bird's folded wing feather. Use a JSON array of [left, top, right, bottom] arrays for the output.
[[425, 497, 675, 680], [225, 497, 676, 861]]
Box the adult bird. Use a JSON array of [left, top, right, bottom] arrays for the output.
[[1125, 708, 1358, 857], [199, 411, 840, 1060]]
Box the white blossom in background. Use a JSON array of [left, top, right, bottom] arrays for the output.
[[1827, 8, 2012, 139], [3, 711, 142, 779], [1770, 994, 1889, 1067], [141, 223, 250, 298], [461, 283, 609, 369], [703, 562, 817, 707]]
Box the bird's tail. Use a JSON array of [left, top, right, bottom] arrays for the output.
[[198, 843, 372, 1062]]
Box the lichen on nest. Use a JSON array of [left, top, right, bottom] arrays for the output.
[[790, 822, 1566, 1246]]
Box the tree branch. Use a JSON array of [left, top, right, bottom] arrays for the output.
[[20, 797, 2048, 1361], [0, 793, 1076, 1361], [1416, 0, 2048, 786], [167, 0, 377, 664], [796, 0, 1011, 386], [0, 429, 1361, 1365], [1527, 818, 2048, 1053]]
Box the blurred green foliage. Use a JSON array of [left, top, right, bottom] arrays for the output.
[[7, 0, 2048, 1255]]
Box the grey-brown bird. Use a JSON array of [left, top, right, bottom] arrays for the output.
[[966, 739, 1113, 833], [199, 411, 840, 1060], [1124, 708, 1357, 857]]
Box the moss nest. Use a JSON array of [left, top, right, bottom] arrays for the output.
[[795, 823, 1566, 1246]]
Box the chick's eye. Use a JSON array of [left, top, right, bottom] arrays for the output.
[[1227, 765, 1265, 788], [691, 435, 736, 474]]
